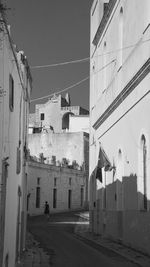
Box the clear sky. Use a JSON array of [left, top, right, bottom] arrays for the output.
[[6, 0, 93, 112]]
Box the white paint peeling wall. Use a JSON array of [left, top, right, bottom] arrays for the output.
[[28, 132, 85, 167]]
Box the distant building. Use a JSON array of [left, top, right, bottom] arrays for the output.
[[0, 10, 32, 267], [28, 131, 89, 207], [29, 93, 89, 134], [28, 93, 89, 208], [90, 0, 150, 256], [27, 160, 86, 215]]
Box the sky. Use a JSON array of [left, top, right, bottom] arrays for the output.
[[6, 0, 93, 112]]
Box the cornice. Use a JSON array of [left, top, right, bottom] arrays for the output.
[[93, 58, 150, 130], [92, 0, 118, 46]]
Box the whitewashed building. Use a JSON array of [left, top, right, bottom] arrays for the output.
[[69, 115, 89, 133], [29, 93, 89, 134], [90, 0, 150, 255], [27, 160, 86, 215], [0, 9, 32, 267]]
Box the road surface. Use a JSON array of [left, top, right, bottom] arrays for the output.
[[27, 211, 137, 267]]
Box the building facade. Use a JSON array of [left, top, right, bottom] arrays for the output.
[[69, 115, 89, 133], [29, 93, 89, 134], [27, 161, 86, 215], [28, 131, 89, 207], [90, 0, 150, 255], [0, 9, 32, 267]]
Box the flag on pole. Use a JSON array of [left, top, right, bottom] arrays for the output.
[[95, 146, 112, 182]]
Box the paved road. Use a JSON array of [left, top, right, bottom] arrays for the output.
[[27, 212, 137, 267]]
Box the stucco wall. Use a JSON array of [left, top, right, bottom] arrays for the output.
[[35, 95, 62, 133], [90, 0, 150, 256], [28, 132, 85, 167], [93, 209, 150, 255], [0, 22, 31, 267], [27, 161, 86, 215], [69, 115, 89, 133]]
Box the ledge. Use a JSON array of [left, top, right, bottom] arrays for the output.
[[92, 0, 118, 46], [93, 57, 150, 130]]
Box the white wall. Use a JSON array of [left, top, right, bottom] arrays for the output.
[[90, 0, 150, 255], [69, 115, 89, 133], [0, 19, 31, 266], [28, 132, 85, 167]]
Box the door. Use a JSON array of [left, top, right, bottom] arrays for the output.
[[15, 186, 21, 263]]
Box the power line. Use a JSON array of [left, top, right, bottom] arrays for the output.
[[30, 38, 150, 102], [30, 59, 115, 103], [31, 57, 89, 69], [30, 76, 89, 103], [30, 38, 150, 69]]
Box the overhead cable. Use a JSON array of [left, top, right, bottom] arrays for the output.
[[30, 38, 150, 69], [31, 57, 89, 69], [30, 59, 115, 103]]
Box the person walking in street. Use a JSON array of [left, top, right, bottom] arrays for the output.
[[44, 201, 50, 220]]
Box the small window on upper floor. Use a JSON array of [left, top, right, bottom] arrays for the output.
[[37, 177, 40, 185], [40, 113, 45, 120], [69, 177, 72, 186], [54, 177, 57, 187], [9, 74, 14, 112], [92, 0, 98, 16]]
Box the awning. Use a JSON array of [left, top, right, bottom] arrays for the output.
[[95, 146, 112, 182]]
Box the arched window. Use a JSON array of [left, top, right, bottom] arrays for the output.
[[119, 7, 123, 68], [117, 149, 123, 182], [62, 112, 74, 130], [116, 149, 124, 210], [103, 41, 107, 92], [141, 135, 147, 210]]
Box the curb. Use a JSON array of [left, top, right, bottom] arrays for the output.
[[75, 232, 150, 267], [75, 213, 89, 221]]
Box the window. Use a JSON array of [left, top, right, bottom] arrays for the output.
[[116, 149, 124, 210], [54, 177, 57, 187], [141, 135, 147, 210], [53, 188, 57, 208], [16, 147, 21, 174], [68, 189, 72, 209], [118, 7, 123, 69], [9, 74, 14, 112], [69, 177, 72, 186], [92, 0, 98, 16], [81, 187, 84, 207], [36, 187, 40, 208], [37, 177, 40, 185], [40, 113, 45, 120]]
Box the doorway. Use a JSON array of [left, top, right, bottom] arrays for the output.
[[0, 160, 8, 267]]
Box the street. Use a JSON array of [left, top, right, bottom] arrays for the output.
[[27, 212, 137, 267]]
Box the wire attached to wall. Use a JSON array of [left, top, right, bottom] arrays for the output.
[[30, 38, 150, 69], [30, 59, 115, 103]]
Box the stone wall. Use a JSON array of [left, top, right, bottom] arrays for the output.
[[28, 132, 86, 168]]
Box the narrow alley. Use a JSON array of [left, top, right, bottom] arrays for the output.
[[26, 212, 138, 267], [1, 1, 150, 266]]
